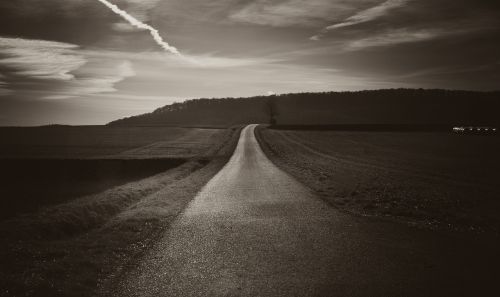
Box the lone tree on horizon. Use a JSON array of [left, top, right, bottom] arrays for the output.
[[267, 97, 278, 126]]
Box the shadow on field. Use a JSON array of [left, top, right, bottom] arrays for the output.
[[0, 158, 185, 220]]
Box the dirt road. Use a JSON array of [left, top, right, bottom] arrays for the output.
[[113, 125, 498, 297]]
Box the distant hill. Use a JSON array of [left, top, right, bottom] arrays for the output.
[[108, 89, 500, 127]]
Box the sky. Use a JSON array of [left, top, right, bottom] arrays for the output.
[[0, 0, 499, 125]]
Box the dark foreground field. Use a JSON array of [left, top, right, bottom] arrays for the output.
[[256, 126, 500, 234], [0, 126, 242, 297], [0, 159, 184, 220]]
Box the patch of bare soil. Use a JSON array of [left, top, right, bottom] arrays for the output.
[[256, 126, 500, 234]]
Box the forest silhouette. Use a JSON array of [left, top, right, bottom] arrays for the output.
[[109, 89, 500, 129]]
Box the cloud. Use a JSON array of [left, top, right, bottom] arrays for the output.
[[117, 0, 162, 22], [0, 36, 136, 99], [329, 0, 409, 30], [178, 54, 282, 68], [112, 22, 138, 32], [96, 0, 180, 55], [229, 0, 373, 27], [43, 60, 136, 99], [344, 28, 441, 50], [80, 49, 281, 69], [0, 82, 12, 96], [0, 37, 86, 80], [312, 0, 410, 40]]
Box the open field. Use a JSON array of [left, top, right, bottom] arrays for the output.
[[0, 126, 242, 297], [0, 126, 225, 159], [256, 126, 500, 234]]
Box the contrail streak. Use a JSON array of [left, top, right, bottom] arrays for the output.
[[96, 0, 180, 55]]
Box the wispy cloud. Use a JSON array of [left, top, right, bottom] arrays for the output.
[[0, 36, 136, 99], [0, 80, 12, 96], [43, 60, 136, 100], [229, 0, 359, 27], [345, 28, 439, 50], [0, 37, 86, 80], [343, 23, 482, 51], [118, 0, 162, 22], [312, 0, 410, 40], [96, 0, 180, 55], [81, 49, 281, 69], [328, 0, 409, 29]]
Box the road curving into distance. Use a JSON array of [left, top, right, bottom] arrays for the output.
[[114, 124, 499, 297]]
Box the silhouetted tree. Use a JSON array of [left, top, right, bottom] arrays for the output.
[[266, 96, 278, 126]]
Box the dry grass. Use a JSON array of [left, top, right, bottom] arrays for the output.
[[0, 126, 242, 297], [256, 126, 500, 234]]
